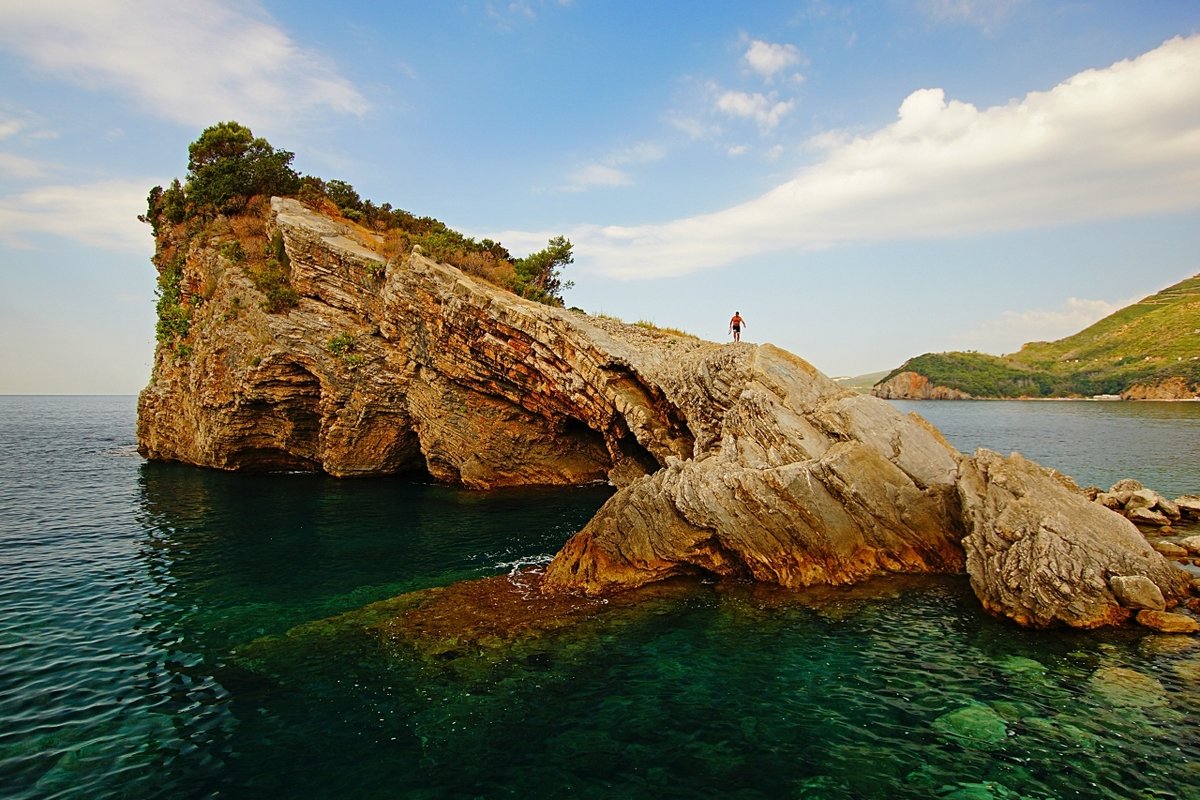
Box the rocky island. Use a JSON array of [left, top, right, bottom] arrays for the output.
[[138, 124, 1200, 636]]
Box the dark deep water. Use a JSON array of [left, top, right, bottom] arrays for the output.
[[2, 395, 1199, 799]]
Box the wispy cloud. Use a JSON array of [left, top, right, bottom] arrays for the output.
[[918, 0, 1026, 32], [0, 179, 154, 252], [0, 0, 368, 129], [572, 35, 1200, 278], [561, 141, 665, 192], [485, 0, 573, 31], [0, 153, 47, 180], [954, 297, 1126, 355]]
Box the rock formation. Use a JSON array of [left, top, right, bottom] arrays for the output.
[[1121, 376, 1199, 400], [956, 451, 1189, 628], [871, 371, 973, 400], [138, 198, 1197, 630]]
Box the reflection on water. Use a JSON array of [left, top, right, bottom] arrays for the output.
[[3, 396, 1200, 799]]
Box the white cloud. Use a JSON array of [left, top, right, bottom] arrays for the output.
[[571, 35, 1200, 279], [561, 141, 664, 192], [955, 297, 1126, 354], [744, 39, 803, 82], [715, 90, 795, 132], [0, 0, 368, 129], [0, 179, 154, 252]]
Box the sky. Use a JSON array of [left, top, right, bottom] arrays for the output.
[[1, 1, 1199, 394]]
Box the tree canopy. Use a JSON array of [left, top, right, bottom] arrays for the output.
[[184, 121, 300, 212], [514, 236, 574, 306]]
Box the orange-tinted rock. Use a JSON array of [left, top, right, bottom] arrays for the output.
[[1135, 609, 1200, 634], [870, 371, 973, 400]]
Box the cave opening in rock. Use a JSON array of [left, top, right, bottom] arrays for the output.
[[227, 361, 322, 472]]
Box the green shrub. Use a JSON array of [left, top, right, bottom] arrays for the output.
[[155, 252, 190, 343], [327, 331, 355, 356]]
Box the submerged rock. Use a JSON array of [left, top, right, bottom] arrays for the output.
[[932, 703, 1009, 748], [1088, 666, 1168, 708]]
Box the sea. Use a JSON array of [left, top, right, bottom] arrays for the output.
[[2, 395, 1199, 800]]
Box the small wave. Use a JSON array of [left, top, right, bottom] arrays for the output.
[[494, 553, 555, 574]]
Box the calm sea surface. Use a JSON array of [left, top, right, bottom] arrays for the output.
[[2, 395, 1199, 799]]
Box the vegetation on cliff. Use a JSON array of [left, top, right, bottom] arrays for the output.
[[876, 274, 1200, 397], [141, 122, 575, 356]]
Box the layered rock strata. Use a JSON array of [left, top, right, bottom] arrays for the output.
[[871, 371, 973, 400], [138, 198, 1196, 629]]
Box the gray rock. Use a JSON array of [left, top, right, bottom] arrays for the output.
[[957, 449, 1188, 628], [1178, 535, 1200, 555], [1175, 495, 1200, 519], [543, 345, 968, 595], [1128, 506, 1171, 527], [1156, 496, 1182, 520], [1151, 540, 1189, 558], [1124, 489, 1159, 511], [1109, 575, 1166, 610]]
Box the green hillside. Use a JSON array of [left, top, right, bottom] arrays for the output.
[[877, 274, 1200, 397]]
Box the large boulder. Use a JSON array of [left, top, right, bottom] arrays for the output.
[[543, 345, 967, 594], [957, 449, 1190, 628]]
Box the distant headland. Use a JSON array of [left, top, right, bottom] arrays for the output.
[[871, 275, 1200, 400]]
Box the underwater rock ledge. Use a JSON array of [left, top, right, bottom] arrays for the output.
[[139, 197, 1197, 630]]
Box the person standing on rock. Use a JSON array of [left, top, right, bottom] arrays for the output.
[[729, 311, 746, 342]]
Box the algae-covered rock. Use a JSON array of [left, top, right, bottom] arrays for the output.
[[937, 780, 1022, 799], [932, 703, 1009, 748], [1088, 666, 1168, 708]]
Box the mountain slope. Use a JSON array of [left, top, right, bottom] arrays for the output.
[[874, 274, 1200, 399]]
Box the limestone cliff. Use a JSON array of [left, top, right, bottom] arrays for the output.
[[871, 371, 974, 400], [138, 198, 1195, 629]]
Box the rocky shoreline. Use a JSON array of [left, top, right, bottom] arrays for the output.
[[872, 370, 1200, 401]]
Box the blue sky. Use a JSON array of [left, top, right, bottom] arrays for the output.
[[1, 1, 1198, 393]]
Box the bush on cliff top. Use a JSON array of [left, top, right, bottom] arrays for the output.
[[142, 121, 574, 310]]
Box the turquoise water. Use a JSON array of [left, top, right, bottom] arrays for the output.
[[1, 396, 1199, 799]]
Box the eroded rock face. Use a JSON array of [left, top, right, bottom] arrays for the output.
[[139, 198, 702, 487], [871, 371, 973, 400], [1121, 376, 1198, 400], [956, 450, 1190, 628]]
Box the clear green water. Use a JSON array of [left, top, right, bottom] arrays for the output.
[[2, 396, 1199, 799]]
